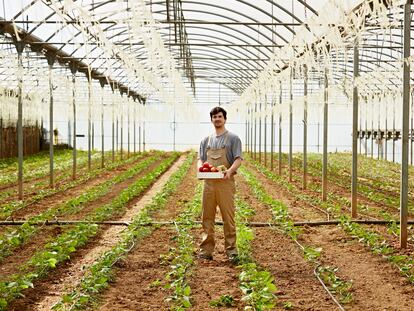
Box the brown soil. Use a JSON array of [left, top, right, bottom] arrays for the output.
[[279, 158, 412, 220], [1, 154, 150, 221], [237, 176, 337, 310], [99, 227, 177, 311], [244, 161, 414, 310], [0, 155, 169, 280], [0, 154, 111, 206], [189, 227, 243, 310], [301, 225, 414, 310], [255, 160, 414, 250], [97, 160, 199, 310], [7, 155, 187, 310], [6, 156, 414, 311], [62, 156, 167, 221]]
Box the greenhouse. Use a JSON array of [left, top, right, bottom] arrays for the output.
[[0, 0, 414, 309]]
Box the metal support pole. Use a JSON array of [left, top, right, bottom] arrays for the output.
[[111, 83, 115, 162], [303, 65, 308, 189], [411, 92, 413, 165], [322, 67, 329, 202], [264, 97, 267, 167], [351, 43, 359, 218], [173, 104, 176, 151], [259, 100, 262, 163], [371, 101, 374, 159], [127, 96, 130, 158], [359, 102, 362, 156], [87, 73, 92, 170], [289, 68, 293, 182], [116, 115, 119, 154], [134, 98, 137, 154], [246, 107, 249, 154], [254, 102, 257, 160], [393, 97, 396, 162], [365, 100, 368, 157], [250, 106, 253, 157], [377, 101, 381, 160], [385, 100, 388, 161], [92, 122, 95, 151], [142, 99, 146, 152], [15, 39, 25, 200], [119, 92, 124, 160], [278, 81, 282, 175], [99, 79, 106, 168], [400, 0, 411, 249], [259, 99, 262, 163], [0, 117, 2, 158], [271, 98, 275, 170], [70, 63, 77, 179], [46, 54, 56, 188]]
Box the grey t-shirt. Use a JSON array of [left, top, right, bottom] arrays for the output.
[[198, 131, 243, 166]]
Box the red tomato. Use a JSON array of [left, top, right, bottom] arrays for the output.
[[198, 166, 204, 172], [202, 167, 210, 172]]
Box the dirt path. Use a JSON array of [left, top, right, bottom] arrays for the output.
[[97, 160, 198, 310], [277, 157, 411, 220], [302, 225, 414, 310], [189, 227, 243, 310], [0, 153, 106, 205], [0, 156, 168, 279], [238, 177, 336, 310], [7, 155, 187, 310], [1, 153, 147, 221]]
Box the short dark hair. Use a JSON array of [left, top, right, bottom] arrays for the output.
[[210, 106, 227, 120]]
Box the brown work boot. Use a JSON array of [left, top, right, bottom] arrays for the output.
[[198, 252, 213, 260], [227, 252, 239, 265]]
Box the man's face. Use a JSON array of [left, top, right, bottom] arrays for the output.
[[211, 112, 226, 128]]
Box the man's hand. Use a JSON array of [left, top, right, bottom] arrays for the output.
[[223, 168, 235, 179], [223, 158, 242, 180]]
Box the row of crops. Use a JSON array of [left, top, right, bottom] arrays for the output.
[[0, 150, 413, 310]]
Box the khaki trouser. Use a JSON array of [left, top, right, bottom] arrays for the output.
[[200, 178, 236, 256]]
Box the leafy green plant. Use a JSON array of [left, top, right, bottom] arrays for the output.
[[282, 301, 294, 309], [0, 153, 162, 261], [51, 153, 194, 311], [239, 263, 278, 310], [241, 162, 354, 305], [235, 198, 278, 310], [164, 183, 202, 310], [248, 156, 414, 285], [209, 294, 235, 307], [0, 153, 180, 310], [316, 266, 353, 304], [0, 151, 145, 219]]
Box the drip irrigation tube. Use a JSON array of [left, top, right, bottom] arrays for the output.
[[0, 219, 413, 226], [271, 225, 346, 310], [314, 265, 346, 311]]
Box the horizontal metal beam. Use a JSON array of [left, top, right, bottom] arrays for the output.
[[180, 67, 261, 71], [0, 20, 307, 26], [0, 41, 405, 50], [1, 41, 282, 48], [1, 219, 412, 227], [0, 20, 145, 100]]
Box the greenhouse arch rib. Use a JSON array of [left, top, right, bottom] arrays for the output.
[[8, 0, 318, 95]]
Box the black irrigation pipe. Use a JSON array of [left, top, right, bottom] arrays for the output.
[[1, 219, 414, 226]]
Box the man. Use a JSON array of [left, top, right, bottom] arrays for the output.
[[198, 106, 242, 262]]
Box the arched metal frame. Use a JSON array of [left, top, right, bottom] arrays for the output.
[[4, 0, 321, 97]]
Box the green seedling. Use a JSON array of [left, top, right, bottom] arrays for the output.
[[209, 294, 235, 307]]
